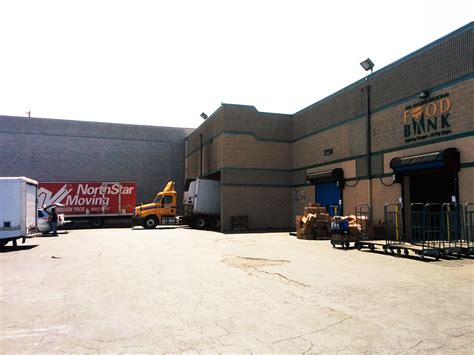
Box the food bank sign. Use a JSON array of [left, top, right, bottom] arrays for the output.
[[403, 93, 452, 143]]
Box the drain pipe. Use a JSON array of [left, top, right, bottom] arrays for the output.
[[199, 134, 203, 178], [365, 84, 373, 210]]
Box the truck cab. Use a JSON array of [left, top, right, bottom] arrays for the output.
[[132, 181, 177, 229]]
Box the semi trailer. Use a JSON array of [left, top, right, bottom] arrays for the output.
[[38, 182, 136, 227]]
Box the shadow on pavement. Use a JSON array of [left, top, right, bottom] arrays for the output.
[[131, 226, 190, 231], [0, 245, 39, 253]]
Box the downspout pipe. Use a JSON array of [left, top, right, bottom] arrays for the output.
[[366, 84, 372, 209], [199, 134, 203, 178]]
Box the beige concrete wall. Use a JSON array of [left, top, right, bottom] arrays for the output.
[[371, 179, 401, 222], [291, 119, 366, 170], [459, 168, 474, 205], [186, 134, 224, 179], [223, 135, 290, 170], [222, 186, 292, 231]]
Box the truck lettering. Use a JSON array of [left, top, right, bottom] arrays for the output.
[[77, 184, 134, 195], [66, 195, 110, 207]]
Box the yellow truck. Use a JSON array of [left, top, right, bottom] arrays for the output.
[[132, 179, 221, 229], [132, 181, 178, 229]]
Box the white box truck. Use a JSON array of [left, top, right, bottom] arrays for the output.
[[0, 177, 40, 247]]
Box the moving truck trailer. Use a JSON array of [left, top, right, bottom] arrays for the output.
[[0, 177, 40, 247], [38, 182, 136, 227], [132, 179, 220, 229]]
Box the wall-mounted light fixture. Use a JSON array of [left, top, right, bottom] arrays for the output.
[[360, 58, 375, 74], [418, 91, 429, 99]]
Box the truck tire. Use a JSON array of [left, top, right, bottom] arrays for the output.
[[195, 217, 206, 229], [91, 218, 103, 228], [211, 217, 221, 229], [143, 216, 158, 229]]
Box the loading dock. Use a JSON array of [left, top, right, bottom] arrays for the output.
[[308, 168, 344, 216]]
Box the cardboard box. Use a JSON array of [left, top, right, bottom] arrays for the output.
[[295, 215, 304, 228], [349, 225, 361, 236], [296, 230, 312, 239], [316, 213, 331, 221], [304, 207, 326, 216], [307, 202, 321, 208]]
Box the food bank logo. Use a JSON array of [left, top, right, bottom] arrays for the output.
[[403, 92, 452, 143]]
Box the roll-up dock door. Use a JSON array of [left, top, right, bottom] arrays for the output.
[[307, 168, 344, 216], [391, 148, 460, 205], [391, 148, 460, 240]]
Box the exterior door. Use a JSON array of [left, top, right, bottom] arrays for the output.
[[316, 181, 341, 216]]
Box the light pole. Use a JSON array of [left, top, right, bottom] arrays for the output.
[[360, 58, 375, 209]]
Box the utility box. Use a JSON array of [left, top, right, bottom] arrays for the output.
[[0, 177, 40, 246]]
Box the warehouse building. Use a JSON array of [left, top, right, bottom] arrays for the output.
[[185, 22, 474, 232], [0, 116, 192, 211]]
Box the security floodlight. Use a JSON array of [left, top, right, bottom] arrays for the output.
[[360, 58, 375, 73], [200, 112, 208, 120]]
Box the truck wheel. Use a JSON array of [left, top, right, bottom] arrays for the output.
[[211, 217, 220, 229], [195, 217, 206, 229], [143, 216, 158, 229], [91, 218, 102, 228]]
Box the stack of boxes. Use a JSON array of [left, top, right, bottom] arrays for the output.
[[295, 203, 331, 240]]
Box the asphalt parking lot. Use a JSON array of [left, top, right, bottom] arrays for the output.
[[1, 228, 473, 354]]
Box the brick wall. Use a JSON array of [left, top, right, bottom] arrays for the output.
[[184, 23, 474, 231], [222, 185, 292, 231], [0, 115, 192, 210]]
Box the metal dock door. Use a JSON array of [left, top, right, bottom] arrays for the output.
[[316, 181, 341, 216]]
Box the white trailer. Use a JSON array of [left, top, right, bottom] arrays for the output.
[[0, 177, 40, 247], [183, 179, 221, 229]]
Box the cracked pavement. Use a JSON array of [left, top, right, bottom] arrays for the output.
[[1, 228, 473, 353]]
